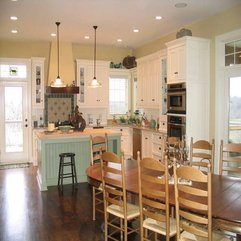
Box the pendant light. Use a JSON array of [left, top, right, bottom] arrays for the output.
[[88, 25, 102, 88], [51, 21, 66, 87]]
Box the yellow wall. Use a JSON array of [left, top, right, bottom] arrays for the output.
[[0, 40, 133, 85]]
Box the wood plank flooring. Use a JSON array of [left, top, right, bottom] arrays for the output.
[[0, 165, 104, 241]]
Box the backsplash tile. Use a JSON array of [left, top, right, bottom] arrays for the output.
[[44, 93, 75, 124]]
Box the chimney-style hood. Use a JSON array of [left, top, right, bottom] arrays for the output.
[[48, 41, 79, 94]]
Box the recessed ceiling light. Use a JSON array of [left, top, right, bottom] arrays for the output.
[[51, 33, 56, 37], [175, 2, 188, 8], [117, 39, 122, 42], [155, 16, 162, 20], [11, 0, 18, 1], [10, 16, 18, 20], [11, 29, 18, 34], [84, 35, 90, 39], [133, 29, 139, 33]]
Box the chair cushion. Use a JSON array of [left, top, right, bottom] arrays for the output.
[[107, 203, 140, 220], [143, 217, 176, 237]]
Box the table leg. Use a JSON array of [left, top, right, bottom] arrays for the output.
[[237, 234, 241, 241]]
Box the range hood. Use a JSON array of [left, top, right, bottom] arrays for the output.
[[47, 41, 79, 94]]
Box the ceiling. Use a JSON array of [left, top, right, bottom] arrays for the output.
[[0, 0, 240, 49]]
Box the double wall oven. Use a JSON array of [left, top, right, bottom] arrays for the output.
[[167, 83, 186, 140]]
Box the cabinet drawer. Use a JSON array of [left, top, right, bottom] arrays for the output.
[[152, 133, 164, 143], [152, 143, 163, 155], [152, 154, 162, 162]]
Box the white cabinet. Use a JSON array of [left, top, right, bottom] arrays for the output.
[[166, 44, 186, 83], [111, 127, 133, 158], [32, 128, 45, 166], [142, 130, 166, 160], [152, 133, 165, 161], [31, 57, 45, 108], [166, 36, 210, 141], [76, 59, 110, 108], [141, 130, 152, 158], [136, 51, 166, 109]]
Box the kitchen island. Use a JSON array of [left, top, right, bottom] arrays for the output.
[[36, 128, 121, 191]]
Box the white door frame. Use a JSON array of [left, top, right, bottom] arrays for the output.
[[0, 58, 32, 164], [215, 28, 241, 173]]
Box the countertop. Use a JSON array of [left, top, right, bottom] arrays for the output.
[[36, 127, 121, 140]]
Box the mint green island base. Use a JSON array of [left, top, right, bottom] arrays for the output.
[[36, 129, 121, 191]]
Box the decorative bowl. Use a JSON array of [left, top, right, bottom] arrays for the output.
[[58, 125, 73, 133]]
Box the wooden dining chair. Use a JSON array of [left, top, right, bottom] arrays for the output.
[[100, 151, 140, 241], [219, 140, 241, 177], [137, 152, 176, 241], [217, 140, 241, 239], [173, 160, 231, 241], [90, 134, 108, 220], [189, 137, 215, 173]]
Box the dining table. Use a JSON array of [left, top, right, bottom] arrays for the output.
[[86, 158, 241, 240]]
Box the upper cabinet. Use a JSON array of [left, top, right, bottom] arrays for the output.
[[31, 57, 45, 108], [136, 50, 166, 109], [76, 59, 110, 108], [166, 44, 186, 83]]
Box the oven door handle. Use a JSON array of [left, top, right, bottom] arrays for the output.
[[168, 123, 185, 126]]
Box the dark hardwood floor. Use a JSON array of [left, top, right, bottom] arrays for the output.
[[0, 165, 104, 241]]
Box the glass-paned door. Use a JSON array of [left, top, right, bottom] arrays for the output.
[[0, 82, 29, 163], [229, 76, 241, 143]]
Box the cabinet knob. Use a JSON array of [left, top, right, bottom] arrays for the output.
[[120, 129, 123, 131], [152, 99, 155, 101], [159, 147, 161, 150], [159, 136, 162, 139], [145, 137, 148, 140], [141, 99, 144, 101], [174, 72, 178, 74]]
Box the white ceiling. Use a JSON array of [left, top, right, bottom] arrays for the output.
[[0, 0, 240, 49]]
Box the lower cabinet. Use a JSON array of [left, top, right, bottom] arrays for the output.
[[141, 130, 166, 160], [141, 130, 153, 158], [110, 127, 133, 158]]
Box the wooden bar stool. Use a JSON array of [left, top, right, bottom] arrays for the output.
[[58, 152, 77, 190]]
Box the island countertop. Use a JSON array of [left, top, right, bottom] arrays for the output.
[[36, 127, 121, 140]]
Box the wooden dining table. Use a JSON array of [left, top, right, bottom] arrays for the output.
[[86, 158, 241, 240]]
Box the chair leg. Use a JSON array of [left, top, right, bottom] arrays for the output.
[[72, 157, 77, 184], [92, 187, 96, 220], [104, 212, 108, 241]]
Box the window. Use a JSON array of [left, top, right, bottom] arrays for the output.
[[109, 71, 130, 115], [225, 39, 241, 66], [0, 64, 27, 78]]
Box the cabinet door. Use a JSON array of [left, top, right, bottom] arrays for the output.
[[136, 61, 147, 108], [137, 57, 160, 108], [77, 60, 109, 107], [149, 58, 160, 107], [167, 45, 186, 83], [141, 130, 152, 158], [111, 127, 133, 158], [32, 57, 45, 108]]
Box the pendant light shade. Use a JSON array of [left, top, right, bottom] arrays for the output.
[[88, 26, 102, 88], [51, 22, 66, 87]]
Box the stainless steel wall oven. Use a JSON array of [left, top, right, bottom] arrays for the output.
[[167, 83, 186, 114], [167, 115, 186, 140]]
